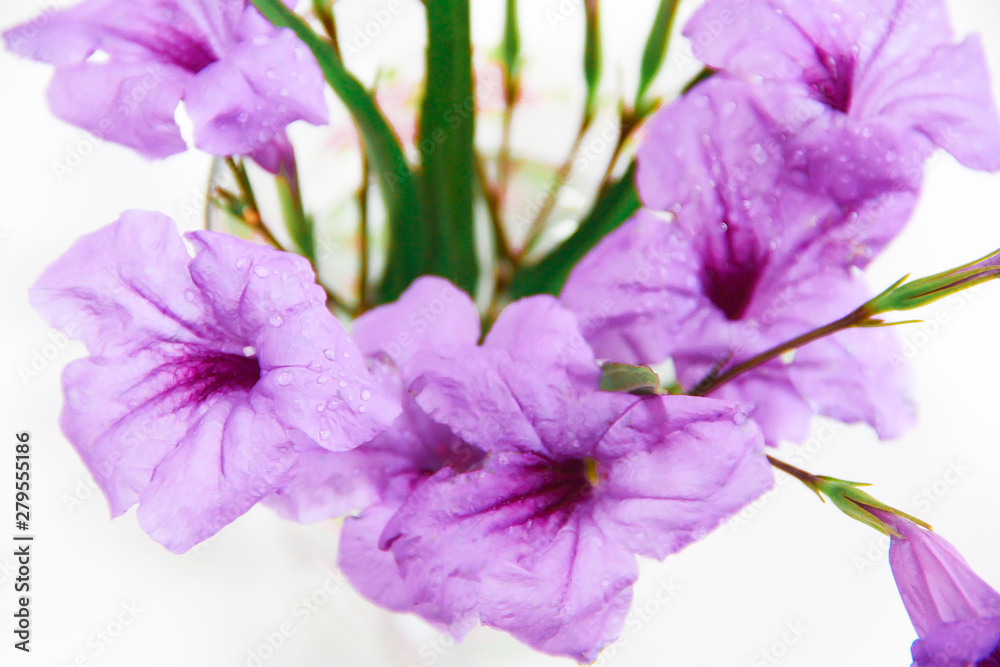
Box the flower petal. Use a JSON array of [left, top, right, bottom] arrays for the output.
[[136, 395, 296, 553], [30, 211, 225, 357], [187, 230, 400, 449], [593, 395, 773, 559]]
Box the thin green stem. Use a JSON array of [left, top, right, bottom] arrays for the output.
[[518, 114, 593, 259], [311, 0, 340, 54], [223, 157, 284, 250], [689, 306, 873, 397], [766, 455, 822, 489]]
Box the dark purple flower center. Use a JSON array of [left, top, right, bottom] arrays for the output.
[[108, 17, 219, 74], [700, 222, 765, 321], [807, 49, 855, 113], [486, 455, 597, 532], [155, 349, 261, 409]]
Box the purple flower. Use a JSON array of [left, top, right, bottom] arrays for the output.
[[266, 277, 487, 630], [685, 0, 1000, 172], [355, 289, 773, 660], [562, 80, 915, 444], [30, 211, 398, 552], [872, 511, 1000, 666], [4, 0, 327, 172]]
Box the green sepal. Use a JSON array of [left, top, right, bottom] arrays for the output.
[[599, 362, 662, 395], [812, 476, 932, 538], [865, 250, 1000, 314]]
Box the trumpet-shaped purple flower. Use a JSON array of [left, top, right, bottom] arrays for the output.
[[266, 277, 487, 630], [358, 291, 774, 660], [30, 211, 397, 552], [3, 0, 327, 172], [562, 81, 914, 444], [873, 511, 1000, 666], [685, 0, 1000, 173]]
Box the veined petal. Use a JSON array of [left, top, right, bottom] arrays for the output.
[[136, 395, 296, 553], [593, 395, 772, 559], [30, 211, 227, 357]]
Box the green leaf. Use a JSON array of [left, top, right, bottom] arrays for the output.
[[635, 0, 680, 110], [399, 0, 479, 300], [509, 162, 640, 298], [248, 0, 421, 303], [599, 362, 662, 395], [583, 0, 602, 118]]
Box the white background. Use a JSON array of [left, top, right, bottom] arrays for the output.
[[1, 1, 999, 666]]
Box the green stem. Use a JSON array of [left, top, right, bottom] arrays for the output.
[[519, 114, 593, 259], [223, 157, 285, 250], [357, 147, 371, 312], [689, 306, 873, 397], [766, 455, 822, 490]]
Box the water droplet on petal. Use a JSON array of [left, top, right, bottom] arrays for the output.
[[338, 380, 347, 388], [317, 375, 329, 384], [358, 405, 366, 413], [360, 389, 371, 401], [323, 349, 336, 360], [254, 266, 269, 278], [243, 345, 256, 357], [184, 289, 197, 302], [268, 314, 284, 327], [318, 430, 331, 441], [316, 403, 325, 412], [276, 371, 293, 386]]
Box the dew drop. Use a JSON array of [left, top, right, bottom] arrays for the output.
[[318, 430, 331, 441], [254, 266, 269, 278], [243, 345, 256, 357], [338, 380, 347, 388], [317, 375, 329, 384], [316, 403, 326, 412], [268, 314, 284, 327], [360, 389, 371, 401], [184, 289, 197, 302], [276, 371, 293, 386], [358, 405, 366, 413], [323, 349, 336, 360]]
